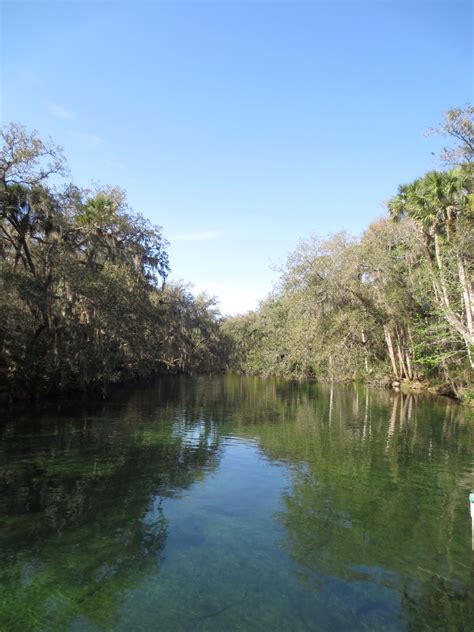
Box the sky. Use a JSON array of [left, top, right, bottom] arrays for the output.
[[1, 0, 472, 314]]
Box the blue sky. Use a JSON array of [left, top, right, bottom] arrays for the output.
[[1, 1, 472, 314]]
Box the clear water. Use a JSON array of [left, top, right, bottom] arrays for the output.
[[0, 375, 472, 631]]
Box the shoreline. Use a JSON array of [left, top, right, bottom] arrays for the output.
[[2, 372, 472, 416]]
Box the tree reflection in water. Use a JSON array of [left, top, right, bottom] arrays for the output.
[[258, 387, 473, 630], [0, 393, 222, 630], [0, 376, 472, 630]]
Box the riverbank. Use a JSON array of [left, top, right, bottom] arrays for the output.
[[394, 379, 473, 406], [229, 371, 474, 406], [2, 370, 473, 412]]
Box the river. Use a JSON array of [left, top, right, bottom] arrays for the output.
[[0, 375, 472, 630]]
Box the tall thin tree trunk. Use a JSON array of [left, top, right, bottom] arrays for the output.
[[384, 325, 399, 378], [434, 233, 451, 311], [457, 254, 473, 339], [361, 329, 369, 374], [423, 236, 472, 365], [405, 350, 413, 381], [407, 325, 417, 380]]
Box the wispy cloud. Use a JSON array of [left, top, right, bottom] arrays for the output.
[[75, 132, 104, 148], [104, 159, 126, 170], [175, 229, 223, 242], [46, 100, 75, 121], [19, 71, 43, 87]]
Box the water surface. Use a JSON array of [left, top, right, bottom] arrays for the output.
[[0, 376, 472, 630]]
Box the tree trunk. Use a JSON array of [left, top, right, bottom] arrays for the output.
[[434, 232, 450, 310], [384, 325, 399, 378], [423, 234, 473, 366], [361, 329, 369, 374], [457, 254, 473, 340]]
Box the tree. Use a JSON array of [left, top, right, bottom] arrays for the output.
[[0, 123, 226, 401], [429, 105, 474, 165], [388, 168, 473, 369]]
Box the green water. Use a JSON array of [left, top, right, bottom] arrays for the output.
[[0, 376, 472, 631]]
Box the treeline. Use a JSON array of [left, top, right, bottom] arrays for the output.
[[223, 107, 474, 400], [2, 108, 473, 403], [0, 124, 226, 402]]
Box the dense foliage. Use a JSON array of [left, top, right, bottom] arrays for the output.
[[0, 124, 225, 402], [2, 107, 472, 403], [223, 107, 474, 399]]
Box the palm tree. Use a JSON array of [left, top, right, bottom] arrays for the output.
[[388, 169, 473, 367]]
